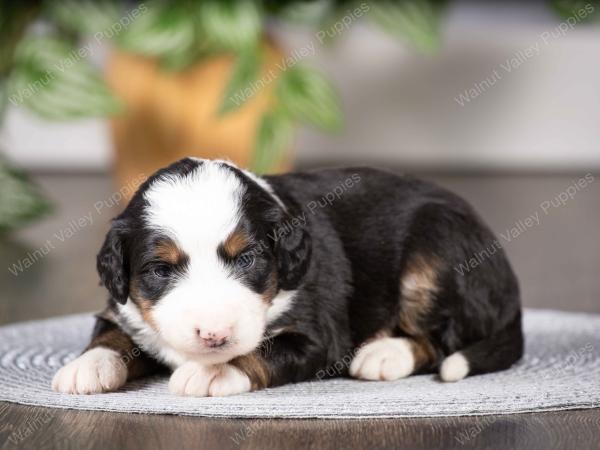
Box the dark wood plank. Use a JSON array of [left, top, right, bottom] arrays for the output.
[[1, 403, 599, 450]]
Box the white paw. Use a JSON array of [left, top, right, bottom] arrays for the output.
[[168, 362, 218, 396], [439, 352, 469, 382], [168, 362, 251, 397], [52, 347, 127, 394], [208, 365, 251, 397], [349, 338, 415, 381]]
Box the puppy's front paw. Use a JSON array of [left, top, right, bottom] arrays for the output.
[[52, 347, 127, 394], [169, 362, 251, 397], [168, 362, 217, 397], [208, 365, 251, 397]]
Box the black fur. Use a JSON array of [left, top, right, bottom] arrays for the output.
[[262, 167, 523, 382], [96, 220, 130, 304]]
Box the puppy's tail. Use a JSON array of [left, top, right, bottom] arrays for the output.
[[439, 313, 524, 382]]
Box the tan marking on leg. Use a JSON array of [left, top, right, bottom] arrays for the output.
[[410, 336, 439, 372], [230, 352, 271, 390], [398, 253, 441, 336], [88, 325, 133, 354], [87, 318, 160, 380]]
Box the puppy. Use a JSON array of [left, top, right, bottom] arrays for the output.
[[52, 158, 523, 396]]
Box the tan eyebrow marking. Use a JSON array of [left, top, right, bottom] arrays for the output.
[[154, 239, 187, 265], [222, 229, 250, 258]]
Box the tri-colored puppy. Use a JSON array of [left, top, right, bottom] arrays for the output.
[[52, 158, 523, 396]]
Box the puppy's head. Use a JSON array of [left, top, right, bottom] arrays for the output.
[[97, 158, 310, 364]]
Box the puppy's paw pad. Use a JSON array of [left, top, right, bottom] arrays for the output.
[[169, 362, 218, 397], [52, 347, 127, 394], [349, 338, 415, 381], [208, 365, 251, 397]]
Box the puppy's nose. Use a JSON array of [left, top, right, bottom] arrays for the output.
[[196, 327, 232, 347]]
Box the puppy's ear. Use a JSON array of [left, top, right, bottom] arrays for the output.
[[97, 219, 130, 304], [275, 215, 312, 290]]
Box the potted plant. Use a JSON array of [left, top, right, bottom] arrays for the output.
[[1, 0, 452, 189]]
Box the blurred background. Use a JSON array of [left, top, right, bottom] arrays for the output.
[[1, 0, 599, 325]]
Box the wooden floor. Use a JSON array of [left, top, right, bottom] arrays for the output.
[[1, 172, 599, 450]]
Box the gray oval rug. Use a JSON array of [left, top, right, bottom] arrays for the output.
[[0, 309, 599, 418]]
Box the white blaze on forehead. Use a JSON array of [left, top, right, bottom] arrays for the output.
[[143, 162, 245, 249], [190, 157, 285, 210]]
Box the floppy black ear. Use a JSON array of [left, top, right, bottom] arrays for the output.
[[275, 217, 312, 290], [97, 219, 129, 304]]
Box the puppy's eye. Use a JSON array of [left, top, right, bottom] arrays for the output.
[[236, 253, 255, 270], [153, 264, 173, 278]]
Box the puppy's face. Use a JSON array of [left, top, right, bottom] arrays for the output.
[[97, 159, 310, 365]]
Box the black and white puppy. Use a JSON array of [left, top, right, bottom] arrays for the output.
[[52, 158, 523, 396]]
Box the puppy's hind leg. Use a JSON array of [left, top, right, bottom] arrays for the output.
[[440, 313, 523, 382]]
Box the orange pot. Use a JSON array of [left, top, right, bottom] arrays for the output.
[[105, 42, 290, 197]]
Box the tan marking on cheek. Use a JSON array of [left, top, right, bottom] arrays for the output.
[[130, 278, 159, 330], [137, 299, 159, 330], [261, 270, 278, 305], [398, 253, 441, 336], [222, 229, 249, 258], [230, 352, 271, 390], [155, 239, 186, 265]]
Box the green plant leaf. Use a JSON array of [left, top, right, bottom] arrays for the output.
[[8, 35, 121, 120], [199, 0, 262, 51], [251, 110, 293, 174], [218, 49, 261, 115], [46, 0, 122, 36], [117, 1, 197, 66], [0, 78, 9, 121], [0, 157, 52, 234], [369, 0, 446, 53], [274, 0, 333, 25], [0, 3, 41, 76], [549, 0, 600, 21], [277, 65, 342, 132]]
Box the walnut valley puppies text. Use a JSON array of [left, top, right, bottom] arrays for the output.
[[455, 174, 594, 275], [454, 3, 596, 106], [7, 174, 145, 277], [247, 173, 361, 259]]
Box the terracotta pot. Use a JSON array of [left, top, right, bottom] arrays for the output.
[[105, 42, 290, 197]]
